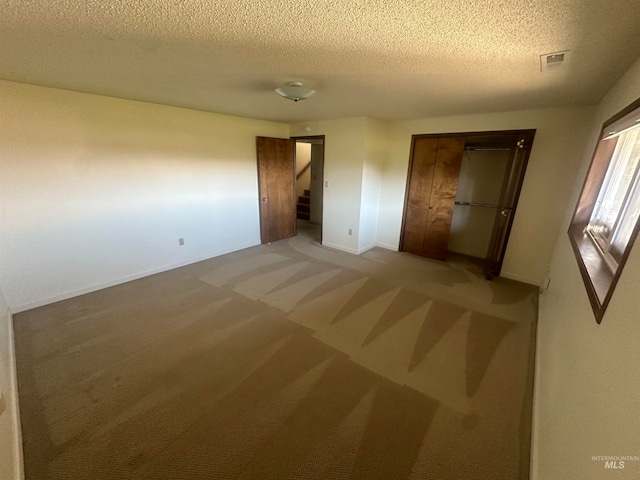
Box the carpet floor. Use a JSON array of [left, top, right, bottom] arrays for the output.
[[14, 222, 538, 479]]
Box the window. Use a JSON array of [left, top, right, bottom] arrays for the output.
[[569, 98, 640, 323]]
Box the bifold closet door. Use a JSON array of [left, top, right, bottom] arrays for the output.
[[402, 138, 439, 256], [402, 137, 465, 260]]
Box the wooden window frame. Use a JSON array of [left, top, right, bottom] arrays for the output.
[[568, 97, 640, 324]]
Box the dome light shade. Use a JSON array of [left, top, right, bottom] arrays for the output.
[[275, 81, 315, 102]]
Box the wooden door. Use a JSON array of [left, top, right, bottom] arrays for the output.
[[402, 137, 439, 255], [401, 136, 465, 260], [423, 137, 465, 259], [256, 137, 296, 244], [484, 132, 535, 278]]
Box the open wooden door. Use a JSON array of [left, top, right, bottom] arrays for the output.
[[484, 131, 535, 278], [256, 136, 296, 244]]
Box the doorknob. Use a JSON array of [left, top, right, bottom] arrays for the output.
[[501, 209, 509, 217], [261, 196, 267, 202]]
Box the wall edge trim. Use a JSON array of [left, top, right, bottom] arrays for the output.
[[375, 242, 399, 251], [4, 307, 24, 479], [356, 243, 377, 254]]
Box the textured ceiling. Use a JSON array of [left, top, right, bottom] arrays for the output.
[[1, 0, 640, 123]]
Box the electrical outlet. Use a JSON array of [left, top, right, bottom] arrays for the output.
[[178, 238, 184, 246], [348, 229, 352, 236]]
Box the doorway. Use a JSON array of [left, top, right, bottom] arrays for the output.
[[256, 135, 325, 244], [293, 136, 325, 243], [399, 130, 535, 279]]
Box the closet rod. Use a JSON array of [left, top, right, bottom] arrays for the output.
[[454, 201, 498, 208], [463, 147, 511, 151]]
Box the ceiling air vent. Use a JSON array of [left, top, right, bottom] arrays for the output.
[[540, 50, 572, 72]]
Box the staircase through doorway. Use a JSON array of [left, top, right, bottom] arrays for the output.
[[296, 189, 310, 220]]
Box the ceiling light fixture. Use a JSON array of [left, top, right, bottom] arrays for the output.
[[275, 81, 316, 102]]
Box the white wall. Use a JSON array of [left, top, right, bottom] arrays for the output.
[[532, 57, 640, 480], [377, 106, 595, 286], [0, 287, 22, 480], [359, 118, 387, 252], [0, 81, 288, 311], [291, 118, 368, 254]]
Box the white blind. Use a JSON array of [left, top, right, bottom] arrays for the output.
[[588, 123, 640, 269]]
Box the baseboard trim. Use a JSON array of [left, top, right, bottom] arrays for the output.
[[321, 242, 359, 255], [375, 242, 399, 251], [529, 322, 542, 480], [2, 308, 24, 479], [356, 243, 376, 254], [11, 242, 258, 313], [322, 241, 396, 255], [500, 271, 542, 287]]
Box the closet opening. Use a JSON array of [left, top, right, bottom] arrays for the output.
[[399, 130, 536, 280]]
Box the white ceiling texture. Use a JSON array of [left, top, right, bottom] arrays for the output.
[[1, 0, 639, 123]]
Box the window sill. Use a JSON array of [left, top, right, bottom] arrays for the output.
[[568, 226, 614, 323]]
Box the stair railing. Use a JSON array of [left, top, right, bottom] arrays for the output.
[[296, 161, 311, 181]]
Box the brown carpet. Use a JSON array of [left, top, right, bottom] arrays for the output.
[[13, 222, 538, 479]]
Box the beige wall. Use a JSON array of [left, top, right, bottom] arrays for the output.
[[0, 80, 288, 311], [290, 118, 388, 254], [291, 118, 368, 254], [377, 106, 595, 285], [359, 118, 387, 252], [532, 57, 640, 480], [0, 287, 21, 480]]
